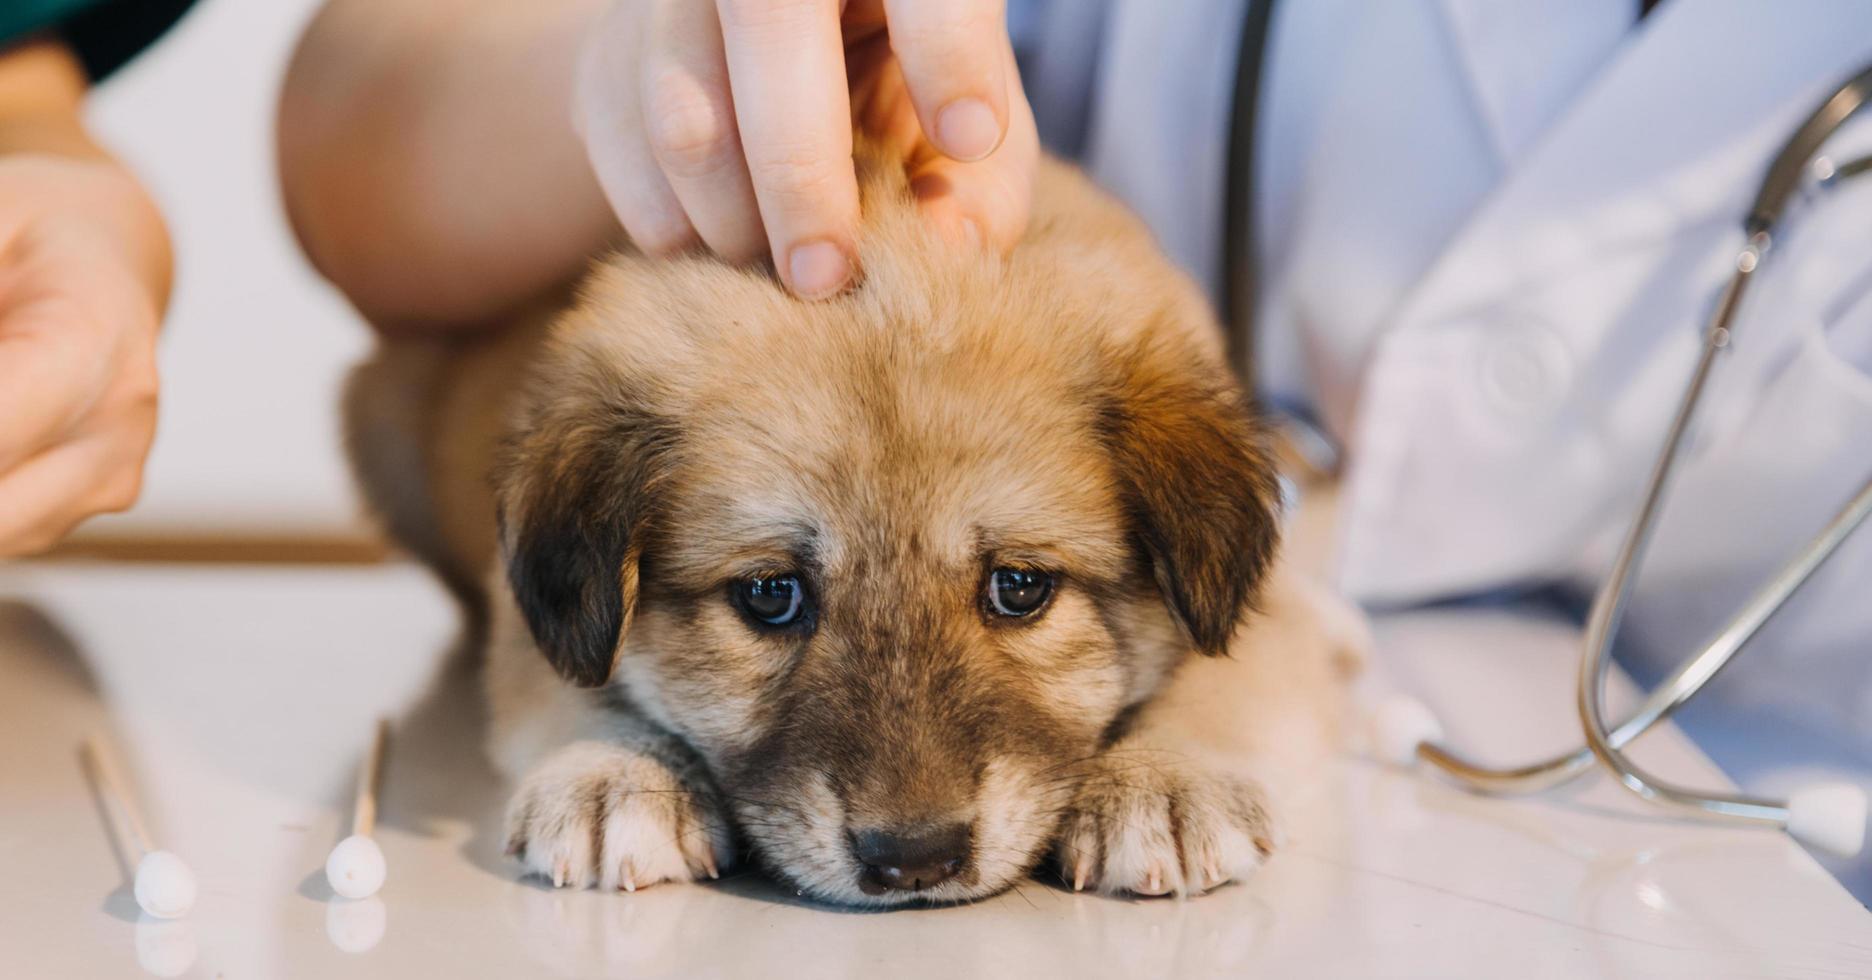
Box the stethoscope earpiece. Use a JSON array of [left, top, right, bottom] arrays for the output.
[[1785, 783, 1868, 858], [1369, 694, 1443, 769]]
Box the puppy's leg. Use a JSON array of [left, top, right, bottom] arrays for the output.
[[1055, 565, 1366, 896], [343, 341, 484, 607], [485, 579, 733, 890]]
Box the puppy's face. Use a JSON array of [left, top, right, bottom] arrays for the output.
[[496, 165, 1280, 906]]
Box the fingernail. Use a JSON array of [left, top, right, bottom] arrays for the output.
[[935, 98, 1001, 162], [787, 240, 851, 299]]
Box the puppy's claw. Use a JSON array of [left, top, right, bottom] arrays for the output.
[[702, 857, 720, 881], [620, 862, 638, 893], [1072, 858, 1088, 893], [1146, 866, 1162, 895], [551, 859, 569, 889]]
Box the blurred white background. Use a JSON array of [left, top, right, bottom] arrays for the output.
[[76, 0, 368, 542]]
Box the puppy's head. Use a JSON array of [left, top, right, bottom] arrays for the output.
[[495, 159, 1281, 905]]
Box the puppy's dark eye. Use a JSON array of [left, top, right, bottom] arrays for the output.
[[735, 574, 808, 628], [987, 568, 1054, 618]]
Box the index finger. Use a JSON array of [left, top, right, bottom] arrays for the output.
[[884, 0, 1009, 163], [716, 0, 860, 299]]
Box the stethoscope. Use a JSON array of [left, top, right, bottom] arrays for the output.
[[1222, 7, 1872, 858], [1384, 62, 1872, 858]]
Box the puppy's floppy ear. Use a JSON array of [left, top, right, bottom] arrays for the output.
[[495, 382, 677, 687], [1101, 339, 1282, 655]]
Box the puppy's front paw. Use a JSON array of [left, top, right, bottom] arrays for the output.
[[1055, 751, 1275, 897], [504, 741, 731, 891]]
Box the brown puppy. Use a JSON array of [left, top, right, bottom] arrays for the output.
[[345, 148, 1364, 906]]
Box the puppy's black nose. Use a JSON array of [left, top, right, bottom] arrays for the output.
[[850, 824, 971, 894]]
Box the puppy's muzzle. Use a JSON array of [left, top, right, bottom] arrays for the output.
[[849, 824, 972, 894]]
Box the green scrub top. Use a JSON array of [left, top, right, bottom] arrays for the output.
[[1, 0, 198, 80]]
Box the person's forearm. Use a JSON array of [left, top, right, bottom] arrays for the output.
[[278, 0, 617, 334], [0, 37, 170, 308]]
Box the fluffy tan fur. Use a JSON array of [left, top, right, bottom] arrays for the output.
[[345, 148, 1364, 906]]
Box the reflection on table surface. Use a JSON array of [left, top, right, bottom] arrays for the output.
[[0, 563, 1866, 979]]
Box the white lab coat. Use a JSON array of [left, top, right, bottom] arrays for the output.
[[1012, 0, 1872, 751]]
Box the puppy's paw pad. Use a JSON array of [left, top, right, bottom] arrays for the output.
[[1055, 754, 1274, 898], [504, 741, 730, 891]]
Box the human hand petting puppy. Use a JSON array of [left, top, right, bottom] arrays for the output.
[[0, 40, 169, 557], [574, 0, 1040, 297], [280, 0, 1038, 325]]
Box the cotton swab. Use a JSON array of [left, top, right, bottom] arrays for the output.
[[82, 736, 197, 919], [134, 917, 198, 977], [325, 719, 389, 900], [325, 895, 388, 953]]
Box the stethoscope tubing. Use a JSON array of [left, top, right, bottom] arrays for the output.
[[1403, 61, 1872, 849]]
